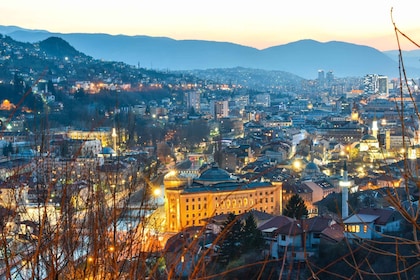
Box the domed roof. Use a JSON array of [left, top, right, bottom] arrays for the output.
[[305, 161, 320, 173], [198, 165, 232, 182], [361, 134, 377, 141], [102, 147, 116, 154]]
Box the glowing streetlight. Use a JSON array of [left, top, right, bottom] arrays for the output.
[[153, 188, 161, 197], [292, 159, 302, 171]]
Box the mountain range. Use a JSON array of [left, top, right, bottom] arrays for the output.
[[1, 25, 420, 79]]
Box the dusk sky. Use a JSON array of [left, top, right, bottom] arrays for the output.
[[1, 0, 419, 51]]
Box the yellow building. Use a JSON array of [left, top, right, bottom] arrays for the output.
[[164, 164, 282, 232]]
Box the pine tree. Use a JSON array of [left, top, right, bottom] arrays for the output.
[[283, 194, 308, 219], [242, 214, 264, 252], [218, 213, 242, 262]]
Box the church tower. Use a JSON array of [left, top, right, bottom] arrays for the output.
[[351, 102, 359, 122]]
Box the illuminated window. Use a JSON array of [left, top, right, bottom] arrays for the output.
[[345, 225, 360, 233], [363, 225, 368, 233], [244, 198, 248, 206]]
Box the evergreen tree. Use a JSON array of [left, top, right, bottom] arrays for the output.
[[283, 194, 308, 219], [242, 214, 264, 252], [218, 213, 242, 262]]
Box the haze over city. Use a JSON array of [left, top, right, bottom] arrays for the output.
[[1, 0, 420, 51]]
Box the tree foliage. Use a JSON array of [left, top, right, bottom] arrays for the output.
[[283, 193, 308, 219], [218, 213, 265, 264]]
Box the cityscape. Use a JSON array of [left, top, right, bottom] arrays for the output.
[[0, 23, 420, 280]]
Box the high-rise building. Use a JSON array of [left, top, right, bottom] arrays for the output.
[[186, 91, 201, 113], [210, 100, 229, 119], [318, 69, 325, 85], [326, 71, 334, 86], [364, 74, 389, 95], [377, 75, 389, 96]]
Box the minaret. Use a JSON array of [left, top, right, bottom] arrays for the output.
[[339, 161, 350, 219], [408, 146, 418, 178], [372, 117, 378, 139], [112, 127, 117, 154], [385, 130, 391, 150]]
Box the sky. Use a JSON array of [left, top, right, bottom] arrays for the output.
[[1, 0, 419, 51]]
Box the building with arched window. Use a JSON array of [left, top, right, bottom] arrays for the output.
[[164, 163, 282, 232]]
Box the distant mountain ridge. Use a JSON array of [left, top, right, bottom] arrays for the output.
[[1, 25, 420, 79]]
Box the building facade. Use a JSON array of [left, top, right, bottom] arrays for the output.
[[164, 164, 282, 232]]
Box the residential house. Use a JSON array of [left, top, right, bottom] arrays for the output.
[[343, 207, 402, 240], [270, 216, 338, 262]]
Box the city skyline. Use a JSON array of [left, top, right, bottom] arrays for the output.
[[1, 0, 419, 51]]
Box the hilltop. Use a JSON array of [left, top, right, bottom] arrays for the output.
[[2, 25, 420, 78]]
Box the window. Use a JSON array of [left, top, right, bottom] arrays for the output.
[[281, 235, 286, 241], [363, 225, 368, 233], [186, 199, 189, 203], [345, 225, 360, 233], [186, 205, 189, 211], [198, 204, 201, 210], [192, 205, 195, 210]]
